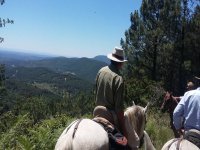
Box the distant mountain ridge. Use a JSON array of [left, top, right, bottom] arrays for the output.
[[92, 55, 110, 64], [0, 49, 52, 61], [1, 50, 107, 83]]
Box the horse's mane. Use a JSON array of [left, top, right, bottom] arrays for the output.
[[125, 105, 146, 138]]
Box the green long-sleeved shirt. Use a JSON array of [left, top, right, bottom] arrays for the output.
[[95, 64, 124, 112]]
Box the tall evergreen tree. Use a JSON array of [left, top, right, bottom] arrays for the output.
[[122, 0, 199, 97], [185, 4, 200, 77]]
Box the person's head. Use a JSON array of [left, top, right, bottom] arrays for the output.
[[186, 81, 194, 91], [107, 47, 127, 69], [110, 60, 124, 69]]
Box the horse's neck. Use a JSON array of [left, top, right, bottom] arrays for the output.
[[124, 114, 140, 149], [143, 130, 156, 150]]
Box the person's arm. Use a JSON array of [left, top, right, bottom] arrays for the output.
[[173, 96, 181, 103], [116, 111, 127, 137], [114, 77, 127, 136], [173, 98, 185, 135]]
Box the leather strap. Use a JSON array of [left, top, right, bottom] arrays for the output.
[[72, 119, 82, 139], [167, 138, 178, 150], [176, 137, 183, 150]]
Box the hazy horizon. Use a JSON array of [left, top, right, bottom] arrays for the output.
[[0, 47, 109, 58]]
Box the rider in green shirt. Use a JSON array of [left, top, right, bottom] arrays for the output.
[[93, 47, 127, 138]]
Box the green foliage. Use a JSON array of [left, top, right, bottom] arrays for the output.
[[17, 135, 35, 150], [0, 113, 76, 150], [145, 110, 174, 149], [12, 57, 107, 83], [124, 77, 165, 107], [71, 92, 95, 116], [22, 97, 50, 123], [0, 113, 33, 149], [122, 0, 200, 96], [0, 111, 17, 133], [0, 64, 6, 96], [6, 66, 93, 95], [25, 115, 75, 150]]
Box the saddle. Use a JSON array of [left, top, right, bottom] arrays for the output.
[[184, 129, 200, 149], [167, 130, 200, 150], [93, 117, 129, 150]]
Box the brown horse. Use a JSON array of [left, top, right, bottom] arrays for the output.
[[160, 91, 181, 138]]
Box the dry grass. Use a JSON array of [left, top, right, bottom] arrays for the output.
[[141, 109, 174, 149]]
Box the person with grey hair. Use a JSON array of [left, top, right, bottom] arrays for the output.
[[93, 47, 140, 149], [173, 76, 200, 148]]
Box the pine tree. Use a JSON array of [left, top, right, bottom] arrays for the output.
[[122, 0, 199, 96], [0, 0, 14, 43], [185, 5, 200, 77]]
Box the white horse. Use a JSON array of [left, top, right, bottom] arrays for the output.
[[161, 138, 199, 150], [55, 103, 155, 150]]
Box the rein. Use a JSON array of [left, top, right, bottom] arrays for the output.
[[167, 137, 183, 150], [72, 119, 83, 139]]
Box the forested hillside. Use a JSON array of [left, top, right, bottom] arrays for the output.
[[0, 51, 107, 83], [22, 57, 107, 83], [0, 56, 96, 149], [0, 50, 105, 148], [6, 66, 92, 94]]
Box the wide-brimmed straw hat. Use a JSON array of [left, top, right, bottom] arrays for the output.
[[107, 47, 127, 62]]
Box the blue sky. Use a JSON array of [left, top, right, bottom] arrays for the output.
[[0, 0, 142, 58]]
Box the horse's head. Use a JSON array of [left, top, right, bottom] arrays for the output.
[[124, 102, 148, 141], [163, 91, 172, 101], [161, 91, 179, 113], [124, 102, 151, 149], [160, 91, 172, 112]]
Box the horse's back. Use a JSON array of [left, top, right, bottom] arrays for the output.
[[161, 138, 199, 150], [55, 118, 109, 150]]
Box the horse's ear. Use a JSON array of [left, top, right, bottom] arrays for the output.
[[132, 101, 135, 106], [144, 102, 150, 113]]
